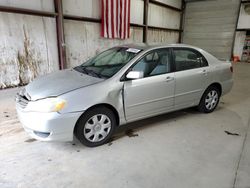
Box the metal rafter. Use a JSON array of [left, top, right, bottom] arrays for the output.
[[0, 5, 57, 17], [143, 0, 149, 43], [54, 0, 66, 70]]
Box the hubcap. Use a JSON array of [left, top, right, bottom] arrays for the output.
[[84, 114, 111, 142], [205, 90, 219, 110]]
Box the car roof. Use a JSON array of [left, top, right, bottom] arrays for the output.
[[118, 43, 200, 51]]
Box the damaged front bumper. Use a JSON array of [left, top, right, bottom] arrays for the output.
[[16, 106, 83, 142]]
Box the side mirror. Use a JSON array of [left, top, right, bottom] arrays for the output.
[[126, 71, 144, 80]]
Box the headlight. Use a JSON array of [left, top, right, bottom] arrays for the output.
[[25, 98, 66, 113]]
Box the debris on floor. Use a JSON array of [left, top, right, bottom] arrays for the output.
[[24, 138, 36, 142], [108, 142, 113, 146], [125, 129, 139, 137], [224, 131, 240, 136]]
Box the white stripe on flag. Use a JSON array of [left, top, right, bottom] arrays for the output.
[[103, 0, 107, 38], [120, 0, 124, 39]]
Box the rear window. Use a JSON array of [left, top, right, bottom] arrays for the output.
[[173, 48, 208, 71]]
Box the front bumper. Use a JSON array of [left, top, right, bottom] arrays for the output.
[[16, 106, 83, 141]]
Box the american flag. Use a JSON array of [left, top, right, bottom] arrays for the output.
[[101, 0, 131, 39]]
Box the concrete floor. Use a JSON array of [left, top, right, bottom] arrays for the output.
[[0, 63, 250, 188]]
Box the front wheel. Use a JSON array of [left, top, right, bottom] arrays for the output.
[[75, 106, 116, 147], [198, 86, 220, 113]]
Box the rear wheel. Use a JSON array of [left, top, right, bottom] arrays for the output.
[[75, 106, 116, 147], [198, 86, 220, 113]]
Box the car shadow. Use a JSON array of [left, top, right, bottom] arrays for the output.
[[110, 107, 202, 144]]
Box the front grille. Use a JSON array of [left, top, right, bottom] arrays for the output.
[[16, 93, 29, 109]]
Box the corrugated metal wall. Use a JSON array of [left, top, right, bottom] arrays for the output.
[[0, 0, 58, 88], [0, 0, 182, 88], [183, 0, 240, 60], [62, 0, 144, 68]]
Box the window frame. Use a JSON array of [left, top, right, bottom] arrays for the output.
[[120, 47, 174, 81], [172, 47, 209, 72]]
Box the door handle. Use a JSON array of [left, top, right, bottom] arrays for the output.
[[199, 69, 208, 75], [165, 76, 174, 82]]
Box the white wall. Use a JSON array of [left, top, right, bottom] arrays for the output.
[[0, 0, 182, 88], [237, 4, 250, 29], [0, 12, 58, 88], [64, 20, 143, 67], [130, 0, 144, 25], [148, 3, 180, 29], [63, 0, 181, 67], [0, 0, 54, 11], [147, 29, 179, 43], [62, 0, 100, 18], [233, 31, 246, 60]]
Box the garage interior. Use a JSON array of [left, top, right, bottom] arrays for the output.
[[0, 0, 250, 187]]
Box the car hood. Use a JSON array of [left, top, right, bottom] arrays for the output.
[[25, 69, 104, 101]]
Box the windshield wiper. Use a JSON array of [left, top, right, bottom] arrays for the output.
[[79, 66, 105, 79]]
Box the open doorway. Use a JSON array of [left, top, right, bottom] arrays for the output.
[[242, 31, 250, 62]]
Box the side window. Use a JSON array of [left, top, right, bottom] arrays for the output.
[[132, 49, 171, 78], [173, 48, 208, 71]]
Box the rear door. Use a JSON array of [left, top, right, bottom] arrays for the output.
[[173, 47, 209, 109]]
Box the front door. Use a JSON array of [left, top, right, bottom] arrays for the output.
[[123, 48, 175, 122]]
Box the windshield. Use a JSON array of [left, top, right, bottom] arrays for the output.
[[74, 47, 140, 78]]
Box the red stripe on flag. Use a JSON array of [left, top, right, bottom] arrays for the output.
[[123, 0, 127, 39], [127, 0, 130, 38], [119, 0, 122, 38], [106, 0, 109, 38], [116, 0, 119, 38], [111, 0, 115, 38]]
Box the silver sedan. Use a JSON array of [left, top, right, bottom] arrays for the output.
[[16, 44, 233, 147]]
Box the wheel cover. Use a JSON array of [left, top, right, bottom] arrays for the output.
[[84, 114, 111, 142], [205, 90, 219, 110]]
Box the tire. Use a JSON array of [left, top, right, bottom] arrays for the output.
[[75, 106, 116, 147], [198, 86, 220, 113]]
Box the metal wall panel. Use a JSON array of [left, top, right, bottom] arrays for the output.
[[64, 20, 143, 68], [62, 0, 100, 18], [237, 4, 250, 29], [0, 12, 59, 88], [148, 3, 181, 29], [154, 0, 182, 9], [63, 0, 144, 25], [0, 0, 54, 12], [147, 29, 179, 43], [183, 0, 240, 59], [130, 0, 144, 25], [0, 0, 181, 88]]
